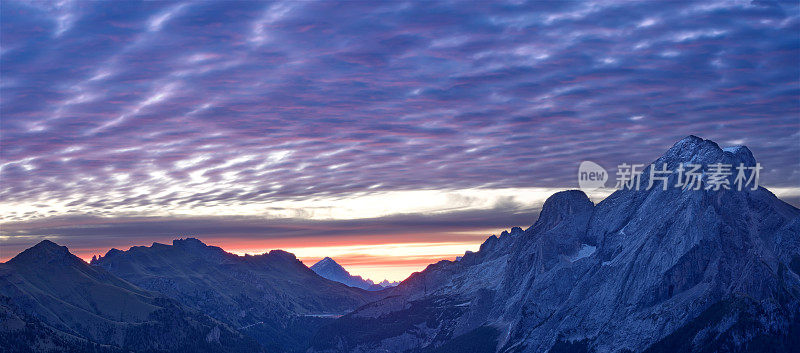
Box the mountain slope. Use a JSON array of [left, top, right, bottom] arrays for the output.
[[91, 238, 381, 352], [311, 257, 395, 290], [0, 240, 261, 352], [309, 136, 800, 353]]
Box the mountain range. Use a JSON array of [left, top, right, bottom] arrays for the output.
[[0, 240, 262, 352], [310, 257, 398, 291], [89, 238, 380, 352], [307, 136, 800, 353], [1, 136, 798, 352]]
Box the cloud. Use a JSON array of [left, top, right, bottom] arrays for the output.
[[0, 202, 543, 263], [1, 0, 798, 259]]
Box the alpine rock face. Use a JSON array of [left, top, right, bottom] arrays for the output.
[[90, 238, 381, 352], [311, 257, 397, 291], [309, 136, 800, 353], [0, 240, 262, 352]]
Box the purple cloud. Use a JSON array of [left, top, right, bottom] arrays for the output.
[[1, 1, 798, 254]]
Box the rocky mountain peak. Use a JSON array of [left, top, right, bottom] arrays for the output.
[[529, 190, 594, 234], [172, 237, 207, 247], [7, 239, 77, 266], [722, 145, 755, 165], [309, 257, 387, 290], [30, 239, 65, 252], [267, 249, 298, 261], [659, 135, 756, 167], [317, 256, 336, 265], [378, 279, 398, 287], [168, 237, 232, 259], [311, 256, 347, 274]]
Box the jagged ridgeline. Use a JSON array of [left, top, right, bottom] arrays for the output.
[[0, 240, 262, 352], [89, 238, 382, 352], [2, 136, 798, 353], [307, 136, 800, 353], [1, 238, 381, 353]]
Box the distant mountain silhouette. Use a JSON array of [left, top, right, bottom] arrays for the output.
[[311, 257, 398, 290], [309, 136, 800, 353], [90, 238, 381, 352], [0, 240, 261, 352], [378, 279, 399, 287]]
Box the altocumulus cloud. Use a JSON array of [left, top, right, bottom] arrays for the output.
[[1, 1, 798, 258]]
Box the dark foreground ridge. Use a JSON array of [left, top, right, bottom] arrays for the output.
[[90, 237, 381, 352], [0, 239, 262, 352]]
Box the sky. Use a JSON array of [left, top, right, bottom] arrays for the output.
[[1, 0, 799, 281]]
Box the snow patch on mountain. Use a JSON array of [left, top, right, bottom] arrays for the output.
[[568, 244, 596, 262]]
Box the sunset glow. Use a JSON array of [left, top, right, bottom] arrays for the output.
[[3, 0, 799, 285], [2, 1, 798, 351], [6, 186, 800, 281]]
